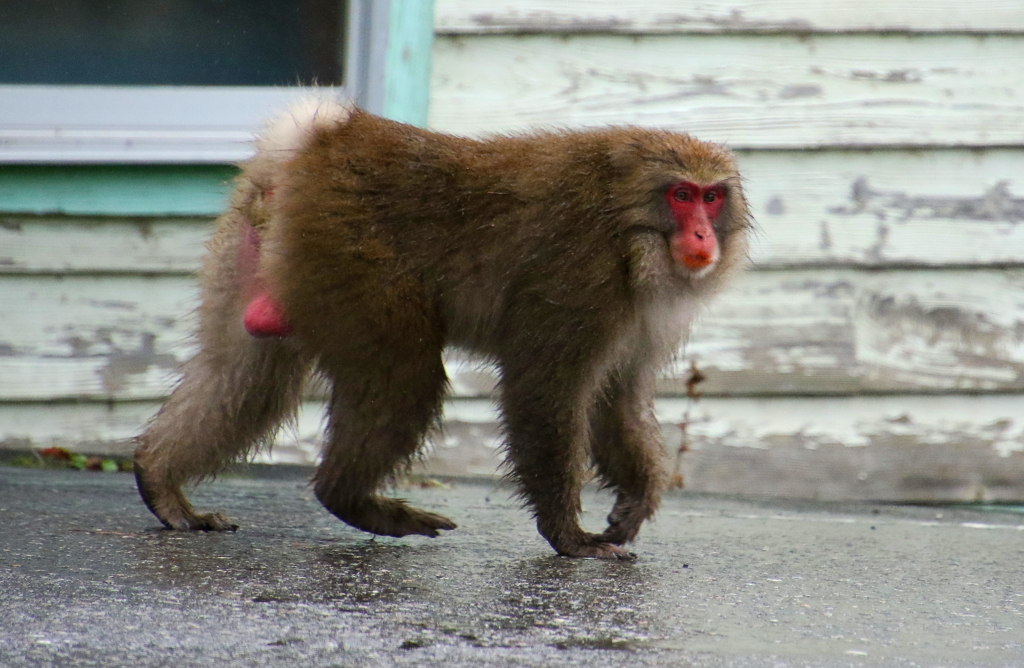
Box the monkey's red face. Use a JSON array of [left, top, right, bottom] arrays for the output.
[[666, 181, 725, 274]]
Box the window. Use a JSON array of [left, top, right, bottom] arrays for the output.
[[0, 0, 392, 163]]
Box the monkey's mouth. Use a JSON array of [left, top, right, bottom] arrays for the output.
[[678, 251, 719, 279], [681, 252, 714, 271]]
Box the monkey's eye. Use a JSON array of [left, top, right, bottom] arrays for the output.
[[703, 191, 718, 203], [673, 189, 691, 202]]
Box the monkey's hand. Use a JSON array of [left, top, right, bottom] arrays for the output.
[[597, 495, 652, 546], [557, 535, 638, 561], [544, 527, 638, 560]]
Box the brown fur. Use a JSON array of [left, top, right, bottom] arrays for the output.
[[135, 102, 751, 558]]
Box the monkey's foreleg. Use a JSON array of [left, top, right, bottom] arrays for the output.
[[500, 362, 635, 560], [312, 322, 456, 538], [590, 371, 667, 545]]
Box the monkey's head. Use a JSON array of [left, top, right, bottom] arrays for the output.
[[608, 131, 751, 284]]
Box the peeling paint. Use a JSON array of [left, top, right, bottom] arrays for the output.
[[638, 11, 814, 32], [865, 223, 890, 261], [133, 218, 154, 240], [851, 69, 924, 83], [868, 295, 1003, 350], [86, 300, 138, 311], [831, 178, 1024, 224], [778, 84, 822, 99], [62, 336, 94, 358], [98, 332, 179, 394], [818, 221, 832, 250], [459, 10, 816, 34], [467, 12, 635, 33], [765, 197, 786, 215]]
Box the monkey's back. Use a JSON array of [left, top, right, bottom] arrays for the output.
[[262, 113, 599, 345], [261, 109, 743, 352]]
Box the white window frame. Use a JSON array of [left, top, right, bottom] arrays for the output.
[[0, 0, 391, 164]]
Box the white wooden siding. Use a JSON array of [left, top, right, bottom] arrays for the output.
[[3, 395, 1022, 501], [741, 150, 1024, 268], [2, 0, 1022, 501], [430, 34, 1023, 147], [0, 275, 195, 400], [0, 216, 208, 273], [435, 0, 1024, 34], [422, 395, 1024, 500], [5, 149, 1020, 274], [2, 269, 1022, 401]]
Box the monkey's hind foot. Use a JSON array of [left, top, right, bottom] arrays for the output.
[[319, 494, 457, 538], [134, 462, 239, 532]]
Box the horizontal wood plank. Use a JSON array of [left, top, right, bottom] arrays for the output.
[[418, 395, 1024, 501], [741, 149, 1024, 267], [2, 395, 1022, 501], [4, 149, 1022, 274], [680, 268, 1024, 395], [0, 216, 210, 274], [1, 269, 1023, 400], [435, 0, 1024, 34], [429, 33, 1024, 148], [0, 275, 198, 400]]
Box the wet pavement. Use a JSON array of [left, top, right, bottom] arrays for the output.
[[1, 465, 1022, 667]]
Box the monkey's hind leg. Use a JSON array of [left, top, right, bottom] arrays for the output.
[[312, 310, 456, 539], [134, 338, 306, 530], [134, 215, 308, 531]]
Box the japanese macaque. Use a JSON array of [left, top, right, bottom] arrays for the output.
[[133, 98, 751, 559]]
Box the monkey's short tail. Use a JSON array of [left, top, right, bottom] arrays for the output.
[[255, 96, 353, 158]]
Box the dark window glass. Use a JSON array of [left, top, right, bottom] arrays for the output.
[[0, 1, 346, 86]]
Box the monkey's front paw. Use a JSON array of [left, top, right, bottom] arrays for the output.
[[598, 521, 641, 546], [167, 512, 239, 532], [554, 535, 638, 560]]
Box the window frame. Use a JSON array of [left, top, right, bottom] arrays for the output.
[[0, 0, 396, 164]]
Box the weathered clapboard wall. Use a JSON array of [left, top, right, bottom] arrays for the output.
[[420, 0, 1024, 500], [2, 0, 1023, 500]]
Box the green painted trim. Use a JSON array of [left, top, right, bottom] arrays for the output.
[[382, 0, 435, 127], [0, 165, 237, 216], [974, 505, 1024, 515]]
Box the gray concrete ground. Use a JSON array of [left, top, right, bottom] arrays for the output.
[[1, 465, 1022, 668]]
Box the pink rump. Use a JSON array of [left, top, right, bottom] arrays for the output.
[[243, 292, 293, 338]]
